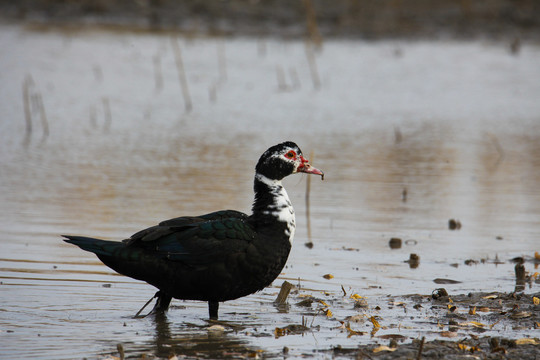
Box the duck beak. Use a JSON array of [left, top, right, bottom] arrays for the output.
[[297, 156, 324, 180]]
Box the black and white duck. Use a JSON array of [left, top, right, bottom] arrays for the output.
[[63, 141, 323, 319]]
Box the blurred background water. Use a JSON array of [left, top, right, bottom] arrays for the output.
[[1, 1, 540, 358]]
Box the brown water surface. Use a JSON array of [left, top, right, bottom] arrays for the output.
[[1, 23, 539, 359]]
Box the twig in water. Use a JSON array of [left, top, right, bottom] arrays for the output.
[[257, 38, 267, 57], [209, 82, 218, 103], [486, 132, 505, 170], [102, 97, 112, 133], [36, 93, 49, 144], [289, 67, 301, 89], [134, 294, 156, 318], [22, 75, 34, 147], [153, 53, 163, 93], [170, 36, 193, 113], [304, 41, 321, 90], [276, 65, 288, 91], [217, 39, 227, 83], [416, 336, 425, 360], [89, 104, 97, 128], [92, 64, 103, 82], [394, 125, 402, 144], [302, 0, 322, 49]]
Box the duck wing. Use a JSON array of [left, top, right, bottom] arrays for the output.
[[124, 210, 255, 265]]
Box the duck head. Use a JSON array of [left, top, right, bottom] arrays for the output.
[[255, 141, 324, 181]]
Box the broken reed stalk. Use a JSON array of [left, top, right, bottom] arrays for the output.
[[274, 281, 294, 305], [276, 65, 287, 91], [289, 67, 301, 89], [102, 97, 112, 133], [116, 343, 125, 360], [514, 261, 526, 293], [36, 93, 49, 144], [302, 0, 322, 49], [22, 75, 33, 147], [92, 64, 103, 82], [217, 40, 227, 83], [416, 336, 425, 360], [257, 38, 267, 57], [89, 104, 97, 128], [304, 41, 321, 90], [487, 132, 505, 170], [153, 53, 163, 93], [170, 36, 193, 113], [209, 82, 217, 103]]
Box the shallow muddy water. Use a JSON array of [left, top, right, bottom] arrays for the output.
[[0, 23, 539, 359]]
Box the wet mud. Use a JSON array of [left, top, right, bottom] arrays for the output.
[[94, 288, 540, 359], [328, 294, 540, 359]]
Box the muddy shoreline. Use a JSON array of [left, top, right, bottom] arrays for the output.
[[97, 289, 540, 359]]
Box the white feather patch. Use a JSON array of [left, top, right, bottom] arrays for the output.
[[255, 174, 296, 244]]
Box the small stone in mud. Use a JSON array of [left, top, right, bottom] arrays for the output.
[[296, 298, 314, 307], [353, 299, 369, 309], [389, 237, 402, 249], [432, 288, 449, 300], [207, 325, 225, 333], [448, 219, 461, 230], [405, 253, 420, 268], [500, 338, 517, 348], [509, 311, 531, 319], [433, 278, 462, 284]]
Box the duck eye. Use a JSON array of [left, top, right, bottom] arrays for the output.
[[285, 150, 296, 159]]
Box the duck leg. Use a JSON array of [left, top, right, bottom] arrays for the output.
[[208, 301, 219, 319], [152, 291, 173, 313]]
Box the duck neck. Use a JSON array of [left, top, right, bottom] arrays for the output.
[[250, 173, 296, 244]]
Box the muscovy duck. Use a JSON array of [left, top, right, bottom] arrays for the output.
[[63, 141, 323, 319]]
